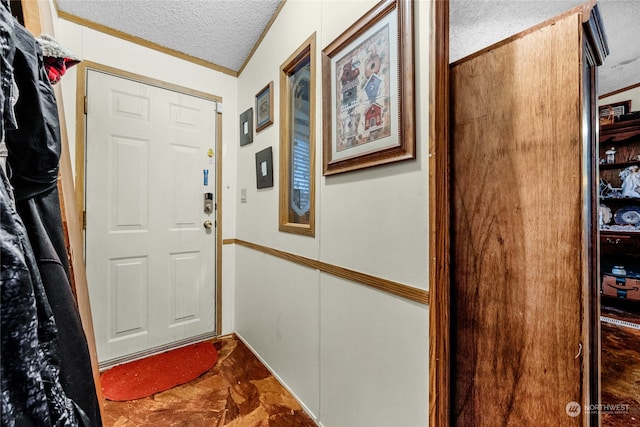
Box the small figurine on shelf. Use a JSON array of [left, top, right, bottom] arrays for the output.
[[605, 147, 616, 164], [612, 265, 627, 276], [620, 165, 640, 198]]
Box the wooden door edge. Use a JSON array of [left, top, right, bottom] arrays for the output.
[[428, 0, 450, 426]]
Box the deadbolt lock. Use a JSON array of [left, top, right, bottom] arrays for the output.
[[204, 193, 214, 212]]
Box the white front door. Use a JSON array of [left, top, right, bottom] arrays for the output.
[[85, 70, 217, 364]]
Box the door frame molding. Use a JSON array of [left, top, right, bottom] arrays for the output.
[[429, 1, 450, 426], [75, 62, 224, 338]]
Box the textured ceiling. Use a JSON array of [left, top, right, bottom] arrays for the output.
[[55, 0, 638, 96], [451, 0, 640, 97], [56, 0, 281, 73]]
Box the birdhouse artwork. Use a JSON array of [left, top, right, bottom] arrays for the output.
[[364, 74, 382, 102], [364, 103, 383, 131], [340, 59, 360, 110], [342, 114, 357, 143]]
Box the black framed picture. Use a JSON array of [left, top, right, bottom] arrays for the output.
[[255, 147, 274, 188], [240, 107, 253, 146]]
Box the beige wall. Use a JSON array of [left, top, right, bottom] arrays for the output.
[[235, 0, 431, 425], [50, 0, 432, 424]]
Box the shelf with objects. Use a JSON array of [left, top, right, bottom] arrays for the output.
[[598, 117, 640, 302]]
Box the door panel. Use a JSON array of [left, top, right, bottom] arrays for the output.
[[85, 70, 216, 363], [111, 136, 149, 230], [450, 12, 594, 426], [111, 257, 147, 338]]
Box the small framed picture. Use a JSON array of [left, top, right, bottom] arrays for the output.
[[240, 107, 253, 146], [255, 147, 274, 188], [599, 100, 631, 125], [256, 81, 274, 132]]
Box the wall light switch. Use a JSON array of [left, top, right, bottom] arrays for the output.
[[241, 188, 247, 203]]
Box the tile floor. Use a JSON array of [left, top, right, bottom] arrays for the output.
[[101, 335, 317, 426], [102, 311, 639, 426]]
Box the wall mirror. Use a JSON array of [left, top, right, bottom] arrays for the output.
[[279, 33, 316, 236]]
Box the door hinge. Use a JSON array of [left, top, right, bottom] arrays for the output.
[[82, 210, 86, 230], [84, 96, 88, 115]]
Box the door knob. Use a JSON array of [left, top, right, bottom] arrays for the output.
[[203, 220, 213, 229]]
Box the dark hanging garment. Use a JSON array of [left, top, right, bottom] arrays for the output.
[[6, 23, 60, 202], [2, 21, 101, 427], [0, 0, 14, 145], [1, 169, 84, 426], [16, 191, 101, 422]]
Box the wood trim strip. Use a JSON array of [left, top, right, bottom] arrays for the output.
[[429, 1, 450, 426], [230, 239, 429, 305], [55, 9, 238, 77], [21, 0, 43, 34], [78, 61, 223, 102], [56, 94, 107, 418], [599, 82, 640, 99], [73, 63, 86, 223]]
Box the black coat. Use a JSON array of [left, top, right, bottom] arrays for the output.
[[1, 10, 101, 427]]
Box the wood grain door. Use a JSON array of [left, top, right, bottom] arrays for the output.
[[450, 9, 602, 426]]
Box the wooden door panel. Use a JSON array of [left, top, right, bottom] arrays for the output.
[[451, 13, 587, 426]]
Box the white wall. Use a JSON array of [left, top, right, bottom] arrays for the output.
[[235, 1, 431, 425], [51, 10, 238, 335]]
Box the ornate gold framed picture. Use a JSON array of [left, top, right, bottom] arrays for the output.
[[322, 0, 415, 175]]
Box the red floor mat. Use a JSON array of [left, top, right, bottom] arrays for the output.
[[101, 342, 218, 401]]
